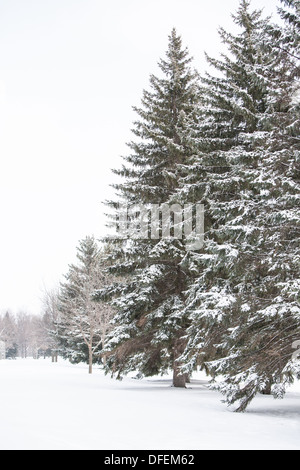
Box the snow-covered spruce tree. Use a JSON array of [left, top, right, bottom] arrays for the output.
[[56, 236, 115, 373], [177, 0, 300, 410], [276, 0, 300, 54], [102, 29, 201, 387], [209, 0, 300, 411]]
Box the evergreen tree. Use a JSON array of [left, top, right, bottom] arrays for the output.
[[210, 0, 300, 411], [276, 0, 300, 53], [56, 236, 114, 373], [103, 29, 201, 386], [177, 0, 300, 410]]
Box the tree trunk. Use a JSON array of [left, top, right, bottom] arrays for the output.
[[261, 379, 272, 395], [173, 365, 186, 387], [172, 339, 186, 388], [185, 373, 191, 384], [101, 335, 107, 367], [102, 354, 107, 367], [88, 347, 93, 374]]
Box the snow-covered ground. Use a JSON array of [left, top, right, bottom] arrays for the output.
[[0, 358, 299, 450]]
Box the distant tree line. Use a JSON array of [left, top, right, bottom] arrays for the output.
[[0, 310, 53, 359]]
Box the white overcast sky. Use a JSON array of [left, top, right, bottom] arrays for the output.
[[0, 0, 279, 315]]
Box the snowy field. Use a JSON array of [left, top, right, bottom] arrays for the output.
[[0, 358, 299, 450]]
